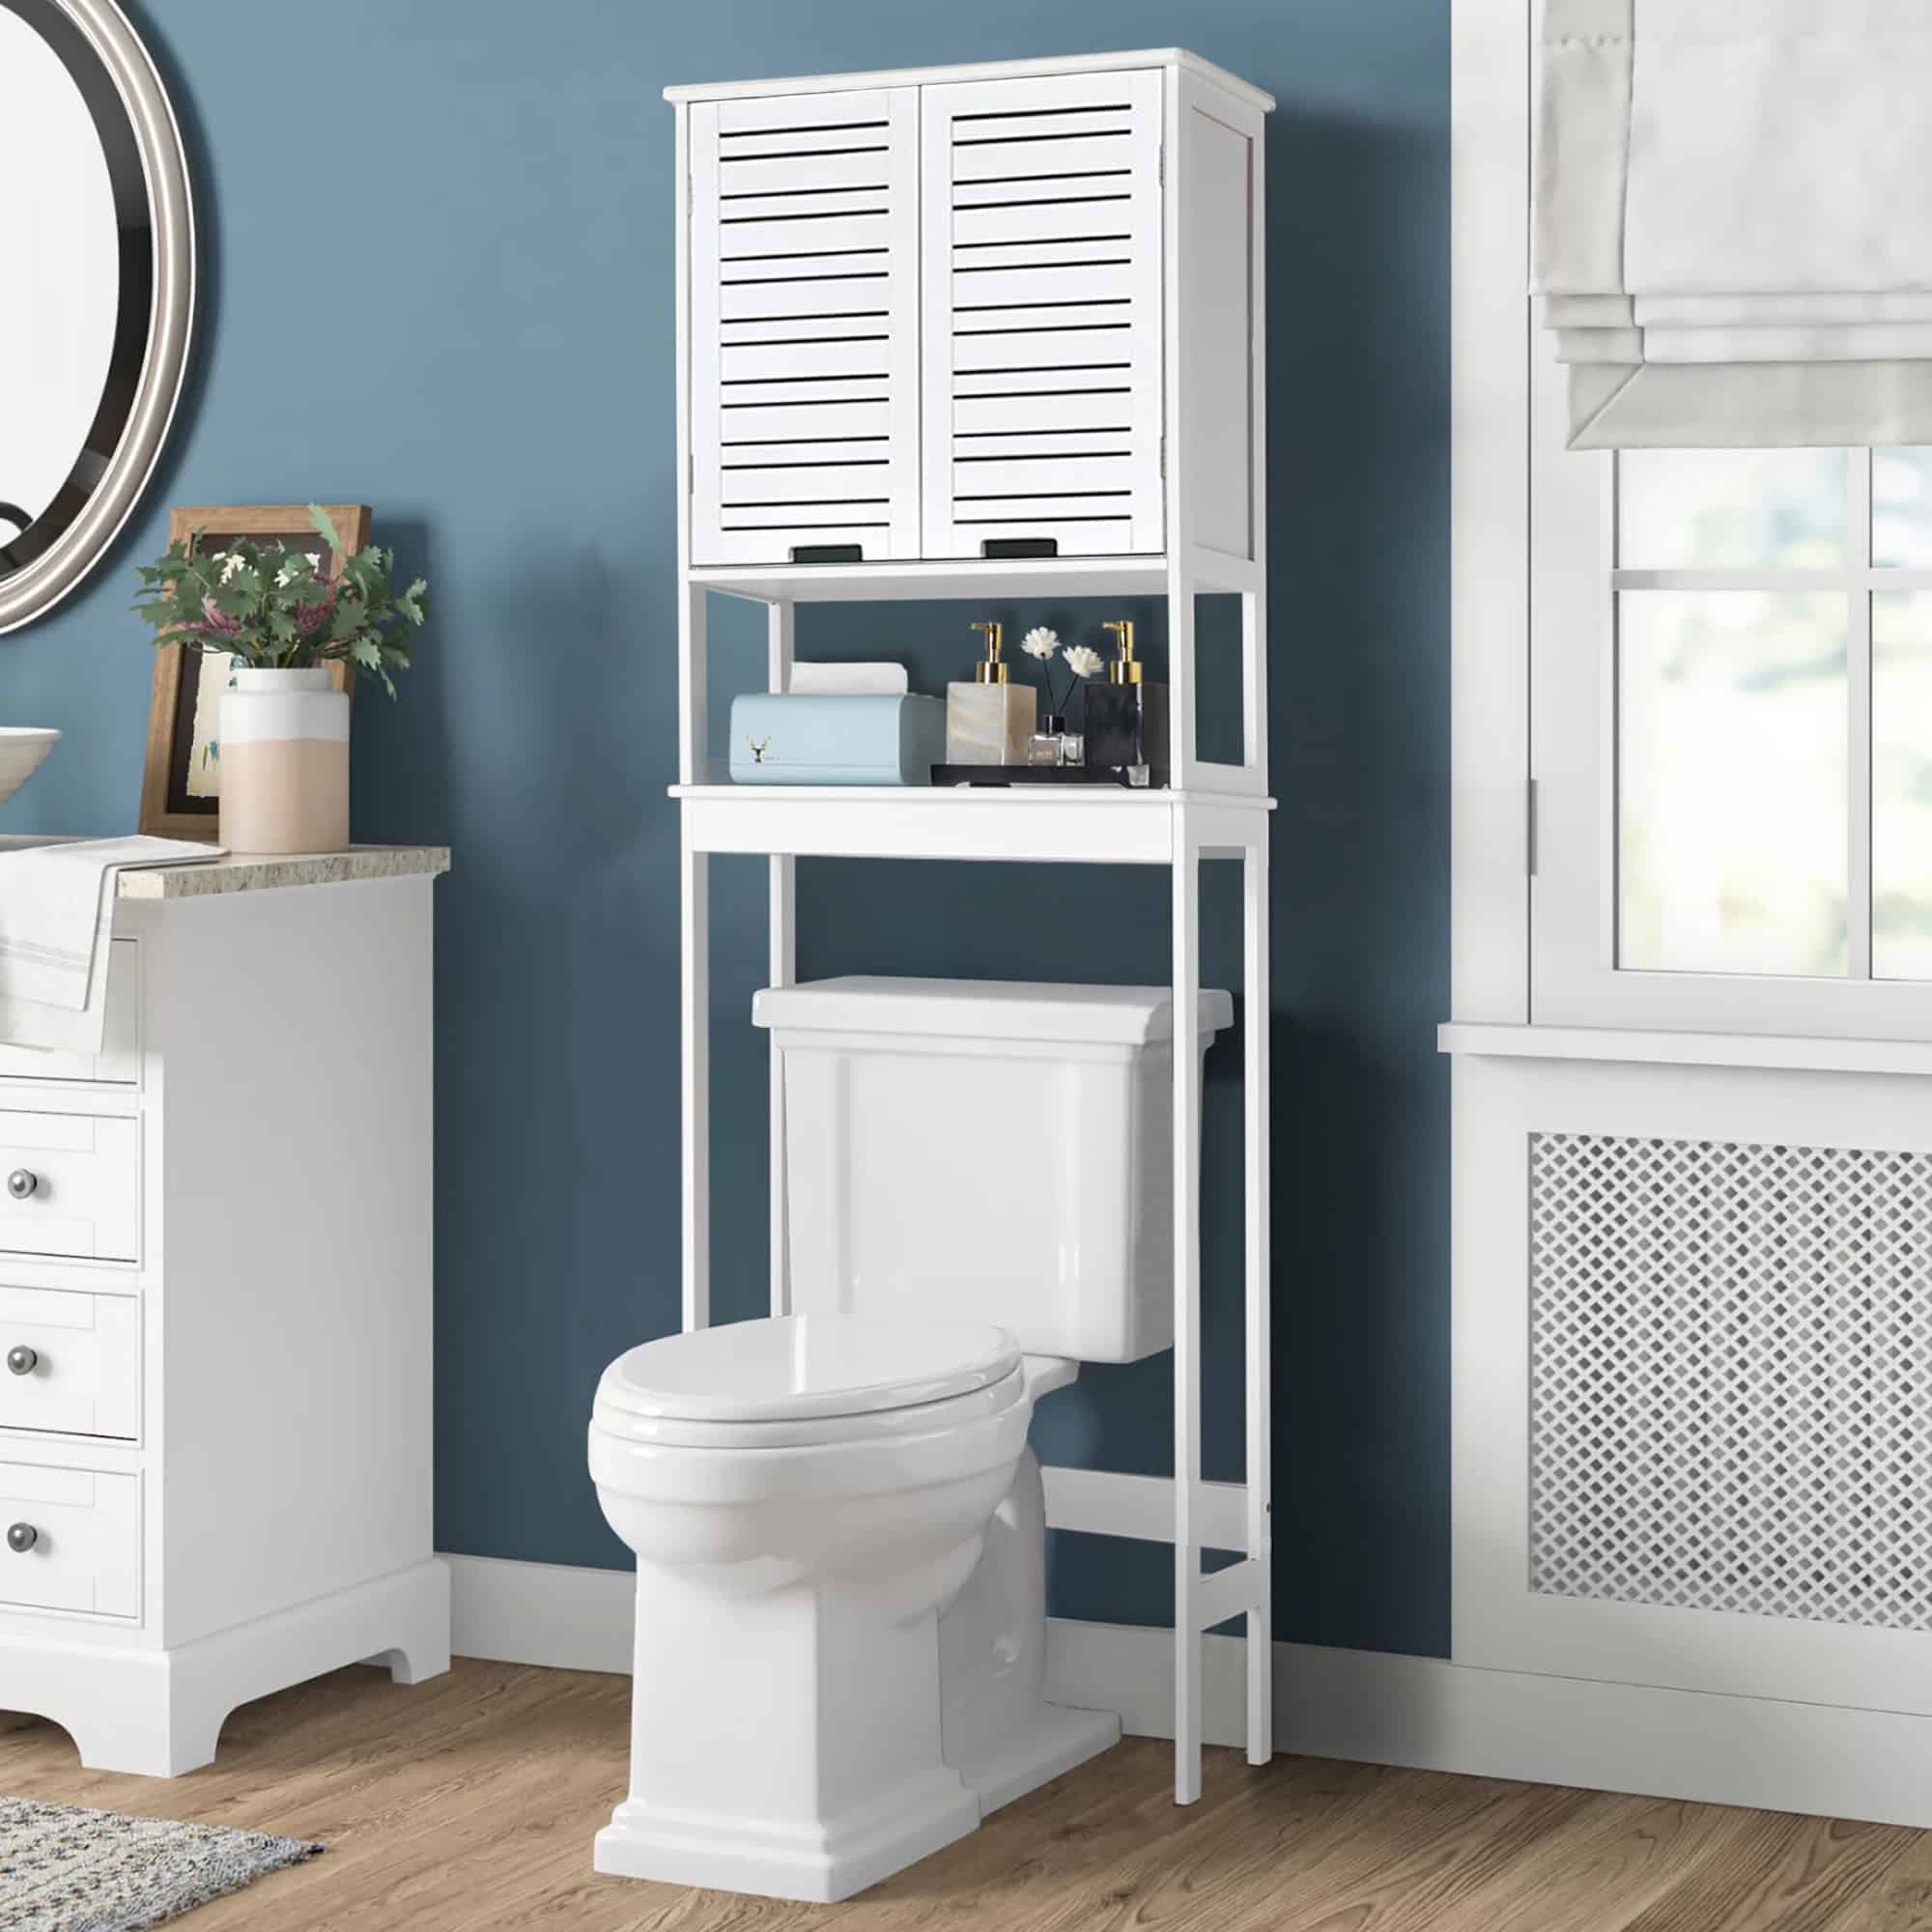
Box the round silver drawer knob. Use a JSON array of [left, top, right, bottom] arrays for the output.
[[4, 1346, 35, 1377], [6, 1522, 36, 1554], [7, 1170, 37, 1201]]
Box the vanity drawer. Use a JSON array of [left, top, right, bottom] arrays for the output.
[[0, 940, 138, 1087], [0, 1286, 139, 1438], [0, 1112, 139, 1262], [0, 1461, 139, 1618]]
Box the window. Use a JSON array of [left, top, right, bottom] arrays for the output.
[[1530, 363, 1932, 1036]]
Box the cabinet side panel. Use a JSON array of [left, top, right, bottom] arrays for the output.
[[1181, 91, 1257, 561], [155, 878, 435, 1647]]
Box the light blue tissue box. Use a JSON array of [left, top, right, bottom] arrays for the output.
[[729, 694, 945, 785]]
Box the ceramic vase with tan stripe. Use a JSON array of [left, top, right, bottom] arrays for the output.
[[217, 667, 350, 855]]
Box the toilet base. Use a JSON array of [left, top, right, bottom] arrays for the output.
[[593, 1766, 980, 1903], [952, 1697, 1122, 1815]]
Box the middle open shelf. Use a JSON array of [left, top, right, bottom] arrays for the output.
[[672, 783, 1275, 866]]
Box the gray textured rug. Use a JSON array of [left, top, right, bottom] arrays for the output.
[[0, 1798, 321, 1932]]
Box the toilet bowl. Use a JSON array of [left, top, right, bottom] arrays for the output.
[[592, 978, 1229, 1900], [588, 1311, 1113, 1902]]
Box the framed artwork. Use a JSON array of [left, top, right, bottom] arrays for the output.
[[138, 503, 371, 838]]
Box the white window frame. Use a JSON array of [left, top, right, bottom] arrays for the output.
[[1453, 0, 1932, 1042]]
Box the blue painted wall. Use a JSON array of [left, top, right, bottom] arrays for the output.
[[4, 1, 1449, 1655]]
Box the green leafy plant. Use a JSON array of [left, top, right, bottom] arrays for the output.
[[131, 504, 428, 697]]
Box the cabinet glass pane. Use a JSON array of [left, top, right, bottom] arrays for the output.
[[1619, 592, 1848, 977], [1618, 449, 1846, 569], [1874, 591, 1932, 978], [1873, 450, 1932, 568]]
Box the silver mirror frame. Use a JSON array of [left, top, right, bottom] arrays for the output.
[[0, 0, 194, 634]]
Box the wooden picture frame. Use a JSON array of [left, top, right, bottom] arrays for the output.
[[139, 504, 371, 839]]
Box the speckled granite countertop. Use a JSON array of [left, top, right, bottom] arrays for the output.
[[116, 845, 451, 899]]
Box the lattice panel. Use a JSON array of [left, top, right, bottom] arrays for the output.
[[1528, 1132, 1932, 1630]]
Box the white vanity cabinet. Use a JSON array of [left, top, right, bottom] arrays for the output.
[[678, 50, 1265, 569], [0, 850, 450, 1776]]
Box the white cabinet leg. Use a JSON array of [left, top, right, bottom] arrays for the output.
[[1244, 834, 1273, 1764], [768, 600, 796, 1319], [1172, 818, 1203, 1804], [70, 1688, 227, 1779], [682, 813, 710, 1333]]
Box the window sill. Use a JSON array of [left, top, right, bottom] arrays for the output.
[[1437, 1022, 1932, 1079]]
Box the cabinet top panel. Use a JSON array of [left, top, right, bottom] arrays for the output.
[[664, 48, 1274, 114]]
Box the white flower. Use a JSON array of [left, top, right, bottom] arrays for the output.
[[274, 553, 324, 588], [1019, 626, 1060, 661], [216, 552, 246, 582], [1063, 644, 1105, 678]]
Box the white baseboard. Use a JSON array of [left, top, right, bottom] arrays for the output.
[[447, 1554, 635, 1675], [441, 1552, 1932, 1829]]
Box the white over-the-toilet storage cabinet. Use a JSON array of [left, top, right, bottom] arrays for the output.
[[667, 49, 1275, 1807], [683, 52, 1263, 568]]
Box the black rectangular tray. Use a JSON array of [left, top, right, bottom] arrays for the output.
[[928, 764, 1166, 789]]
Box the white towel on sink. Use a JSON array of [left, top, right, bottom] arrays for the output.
[[0, 838, 224, 1053]]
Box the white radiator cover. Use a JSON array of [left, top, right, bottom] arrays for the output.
[[1454, 1049, 1932, 1718], [1527, 1130, 1932, 1634]]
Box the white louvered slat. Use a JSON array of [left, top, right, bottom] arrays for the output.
[[952, 328, 1131, 369], [952, 428, 1133, 457], [923, 67, 1163, 560], [952, 456, 1134, 497], [953, 391, 1133, 435], [722, 436, 889, 465], [722, 313, 894, 346], [952, 241, 1133, 276], [720, 401, 892, 443], [692, 88, 919, 565], [719, 274, 890, 322]]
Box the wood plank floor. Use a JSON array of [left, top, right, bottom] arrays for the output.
[[6, 1658, 1932, 1931]]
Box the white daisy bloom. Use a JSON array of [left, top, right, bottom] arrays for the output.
[[1019, 626, 1060, 661], [1063, 644, 1105, 678]]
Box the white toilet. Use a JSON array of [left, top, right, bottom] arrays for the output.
[[588, 978, 1233, 1902]]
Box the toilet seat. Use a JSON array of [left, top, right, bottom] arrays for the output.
[[593, 1313, 1025, 1451]]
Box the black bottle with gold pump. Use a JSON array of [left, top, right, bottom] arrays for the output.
[[1081, 619, 1170, 787]]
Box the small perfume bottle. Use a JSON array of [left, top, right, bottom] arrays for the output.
[[1028, 716, 1086, 767], [1082, 619, 1170, 786], [946, 621, 1036, 766]]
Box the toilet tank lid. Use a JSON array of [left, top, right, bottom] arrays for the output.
[[753, 977, 1234, 1046]]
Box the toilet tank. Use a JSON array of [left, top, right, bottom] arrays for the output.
[[753, 977, 1234, 1364]]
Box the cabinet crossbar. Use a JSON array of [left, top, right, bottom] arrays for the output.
[[1194, 1558, 1264, 1634], [1041, 1465, 1248, 1551]]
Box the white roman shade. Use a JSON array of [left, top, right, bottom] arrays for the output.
[[1535, 0, 1932, 447]]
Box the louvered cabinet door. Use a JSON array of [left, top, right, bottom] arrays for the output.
[[921, 70, 1165, 560], [689, 89, 920, 566]]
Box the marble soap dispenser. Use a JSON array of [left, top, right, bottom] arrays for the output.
[[1083, 619, 1171, 787], [946, 621, 1036, 766]]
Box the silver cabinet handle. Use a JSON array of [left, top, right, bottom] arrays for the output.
[[4, 1346, 34, 1376], [7, 1170, 37, 1201], [6, 1522, 36, 1553]]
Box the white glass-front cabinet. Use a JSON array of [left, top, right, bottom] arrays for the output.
[[681, 55, 1258, 569]]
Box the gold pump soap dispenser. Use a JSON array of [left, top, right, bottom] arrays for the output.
[[945, 620, 1036, 766], [1082, 618, 1171, 787]]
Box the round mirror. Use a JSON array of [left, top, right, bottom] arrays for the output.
[[0, 0, 194, 633]]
